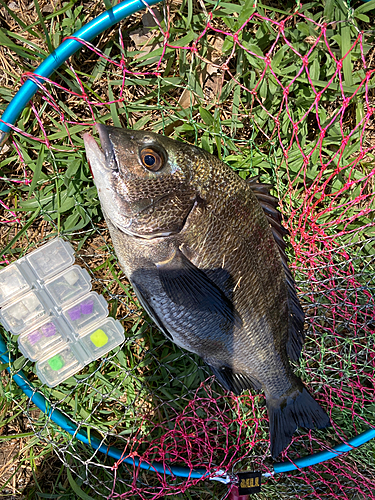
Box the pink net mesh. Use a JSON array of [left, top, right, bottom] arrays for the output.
[[1, 2, 374, 499]]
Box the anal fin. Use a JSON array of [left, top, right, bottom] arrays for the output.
[[208, 364, 262, 395]]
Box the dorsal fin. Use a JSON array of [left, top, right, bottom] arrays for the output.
[[248, 176, 305, 361], [247, 175, 289, 249]]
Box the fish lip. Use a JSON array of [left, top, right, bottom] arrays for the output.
[[96, 124, 118, 172], [83, 132, 106, 178]]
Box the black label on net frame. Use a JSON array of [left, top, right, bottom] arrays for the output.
[[237, 471, 262, 495]]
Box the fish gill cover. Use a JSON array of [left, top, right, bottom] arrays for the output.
[[0, 0, 374, 499]]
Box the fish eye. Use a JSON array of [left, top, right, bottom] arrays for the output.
[[140, 147, 164, 172]]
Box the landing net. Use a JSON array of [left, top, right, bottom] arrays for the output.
[[0, 1, 374, 499]]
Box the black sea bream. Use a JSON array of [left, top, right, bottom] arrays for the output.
[[84, 125, 330, 457]]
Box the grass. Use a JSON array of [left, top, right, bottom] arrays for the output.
[[1, 0, 375, 498]]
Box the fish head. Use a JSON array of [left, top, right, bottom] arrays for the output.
[[83, 125, 203, 238]]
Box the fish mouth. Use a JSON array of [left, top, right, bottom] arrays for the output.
[[83, 124, 120, 177], [83, 131, 105, 179], [96, 124, 118, 171]]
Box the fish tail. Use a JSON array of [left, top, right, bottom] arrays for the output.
[[267, 384, 330, 459]]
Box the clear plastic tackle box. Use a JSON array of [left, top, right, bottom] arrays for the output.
[[0, 238, 125, 387]]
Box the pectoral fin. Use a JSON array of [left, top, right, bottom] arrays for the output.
[[156, 249, 242, 329], [130, 280, 174, 342]]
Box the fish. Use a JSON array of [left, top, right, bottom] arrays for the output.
[[83, 125, 330, 458]]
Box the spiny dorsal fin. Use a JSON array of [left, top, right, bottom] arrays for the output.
[[247, 175, 289, 250], [248, 176, 305, 361]]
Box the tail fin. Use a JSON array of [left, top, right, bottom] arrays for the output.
[[267, 385, 330, 459]]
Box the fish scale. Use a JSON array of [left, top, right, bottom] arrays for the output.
[[84, 124, 330, 458], [182, 183, 286, 335]]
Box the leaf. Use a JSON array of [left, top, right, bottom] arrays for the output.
[[92, 41, 113, 80], [12, 356, 26, 371], [178, 87, 196, 109], [187, 69, 204, 99], [258, 78, 268, 100], [209, 1, 242, 14], [200, 132, 213, 153], [62, 212, 89, 232], [356, 98, 364, 126], [271, 45, 288, 69], [0, 0, 39, 36], [58, 193, 76, 213], [0, 30, 42, 60], [174, 31, 197, 48], [47, 124, 87, 141], [324, 0, 335, 21], [133, 115, 152, 130], [355, 13, 369, 22], [222, 36, 234, 53], [28, 145, 45, 198], [0, 30, 19, 48], [64, 159, 81, 182], [257, 2, 295, 15], [231, 83, 241, 136], [340, 24, 352, 88], [108, 78, 122, 128], [242, 41, 265, 59], [199, 107, 214, 126], [33, 0, 53, 52], [0, 208, 41, 256], [62, 211, 80, 231], [184, 0, 193, 29], [236, 1, 256, 30], [220, 79, 236, 104], [354, 0, 375, 15], [310, 58, 320, 82], [66, 468, 96, 500], [296, 22, 310, 36]]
